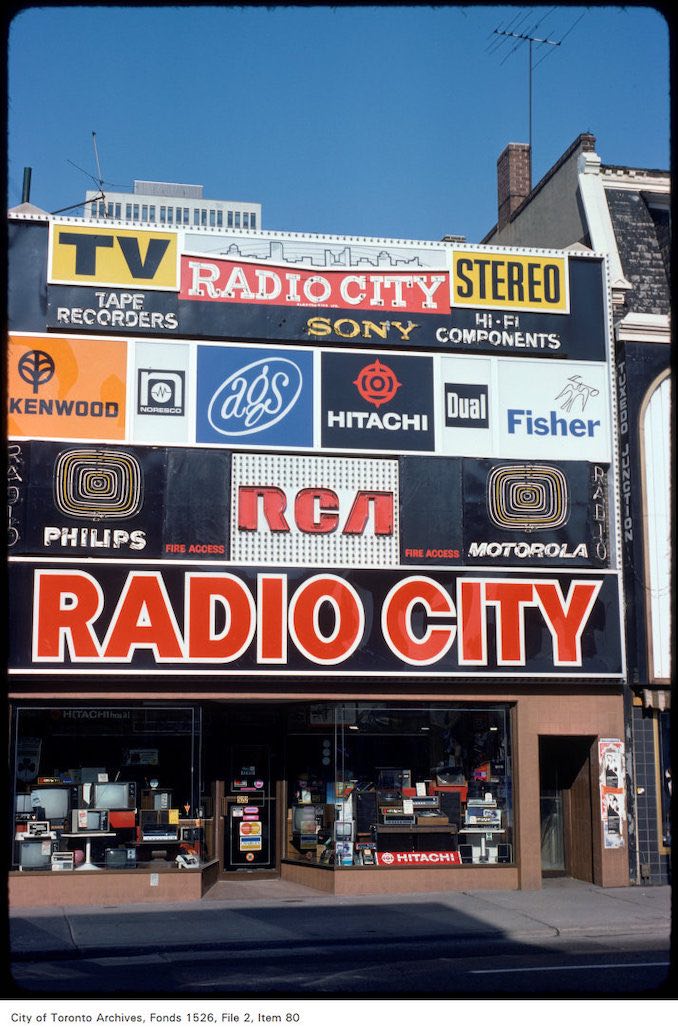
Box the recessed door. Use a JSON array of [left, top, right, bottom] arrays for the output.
[[539, 736, 595, 882], [223, 745, 275, 871]]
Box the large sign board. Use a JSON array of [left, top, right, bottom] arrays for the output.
[[8, 218, 608, 359], [9, 562, 623, 678], [7, 334, 613, 462], [8, 443, 611, 569], [7, 215, 622, 691]]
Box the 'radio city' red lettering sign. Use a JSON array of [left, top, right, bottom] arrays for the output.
[[20, 566, 621, 676], [180, 258, 449, 314]]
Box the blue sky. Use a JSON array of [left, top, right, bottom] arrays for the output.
[[7, 4, 670, 243]]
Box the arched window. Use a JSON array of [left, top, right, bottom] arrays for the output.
[[641, 372, 671, 681]]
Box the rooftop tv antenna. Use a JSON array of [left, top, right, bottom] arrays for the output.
[[52, 130, 112, 216], [492, 27, 560, 151], [487, 10, 586, 155]]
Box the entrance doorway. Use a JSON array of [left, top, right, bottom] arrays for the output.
[[202, 704, 285, 877], [539, 736, 595, 882], [223, 744, 276, 873]]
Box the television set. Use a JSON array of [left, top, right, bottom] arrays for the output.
[[17, 837, 53, 870], [292, 806, 319, 833], [15, 794, 32, 814], [71, 809, 110, 832], [79, 781, 136, 810], [30, 787, 70, 821]]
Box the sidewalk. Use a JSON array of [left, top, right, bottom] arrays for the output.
[[9, 877, 672, 963]]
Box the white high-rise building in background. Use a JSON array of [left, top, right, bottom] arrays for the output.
[[85, 180, 261, 230]]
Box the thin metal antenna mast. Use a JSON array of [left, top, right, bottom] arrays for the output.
[[493, 28, 560, 151], [92, 131, 105, 193]]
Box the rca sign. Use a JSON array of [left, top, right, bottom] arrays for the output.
[[13, 564, 624, 677], [230, 453, 400, 566]]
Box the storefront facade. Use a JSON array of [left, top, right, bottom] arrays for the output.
[[7, 213, 628, 904]]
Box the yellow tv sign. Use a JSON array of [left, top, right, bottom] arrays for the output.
[[49, 223, 179, 291], [451, 250, 569, 313]]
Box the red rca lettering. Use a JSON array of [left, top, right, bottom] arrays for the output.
[[237, 486, 394, 536], [32, 570, 602, 670]]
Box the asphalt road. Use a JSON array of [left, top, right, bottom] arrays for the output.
[[9, 931, 671, 997]]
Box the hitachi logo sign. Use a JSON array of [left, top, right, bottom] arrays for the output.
[[326, 411, 429, 431]]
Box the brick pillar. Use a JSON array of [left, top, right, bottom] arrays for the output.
[[497, 143, 532, 230]]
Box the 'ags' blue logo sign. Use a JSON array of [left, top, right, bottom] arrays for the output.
[[196, 345, 314, 448]]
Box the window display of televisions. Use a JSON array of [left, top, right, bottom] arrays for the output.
[[284, 702, 513, 869], [72, 781, 137, 810]]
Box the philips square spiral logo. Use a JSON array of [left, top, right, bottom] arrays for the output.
[[196, 345, 314, 447], [54, 449, 143, 519], [138, 369, 185, 416], [487, 464, 569, 530]]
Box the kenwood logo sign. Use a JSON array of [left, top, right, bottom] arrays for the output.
[[9, 351, 119, 419]]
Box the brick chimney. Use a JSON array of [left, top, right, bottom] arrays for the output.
[[497, 143, 531, 230]]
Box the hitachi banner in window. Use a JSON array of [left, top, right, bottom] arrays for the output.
[[9, 562, 624, 679]]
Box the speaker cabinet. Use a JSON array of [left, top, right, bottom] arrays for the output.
[[355, 791, 378, 833], [437, 791, 461, 826]]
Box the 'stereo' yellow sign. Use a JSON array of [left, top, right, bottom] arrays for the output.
[[49, 224, 179, 291], [451, 250, 569, 313]]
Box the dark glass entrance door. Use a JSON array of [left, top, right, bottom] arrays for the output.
[[539, 735, 595, 882], [223, 744, 275, 871]]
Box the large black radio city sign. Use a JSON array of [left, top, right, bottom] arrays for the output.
[[9, 562, 622, 678], [24, 221, 609, 359]]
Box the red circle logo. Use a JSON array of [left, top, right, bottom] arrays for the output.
[[353, 359, 402, 407], [381, 851, 395, 865]]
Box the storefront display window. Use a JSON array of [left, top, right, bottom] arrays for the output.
[[285, 702, 513, 869], [12, 705, 203, 871]]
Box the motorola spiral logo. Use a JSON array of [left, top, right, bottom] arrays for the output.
[[353, 359, 401, 408], [18, 351, 55, 393], [487, 464, 569, 530]]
